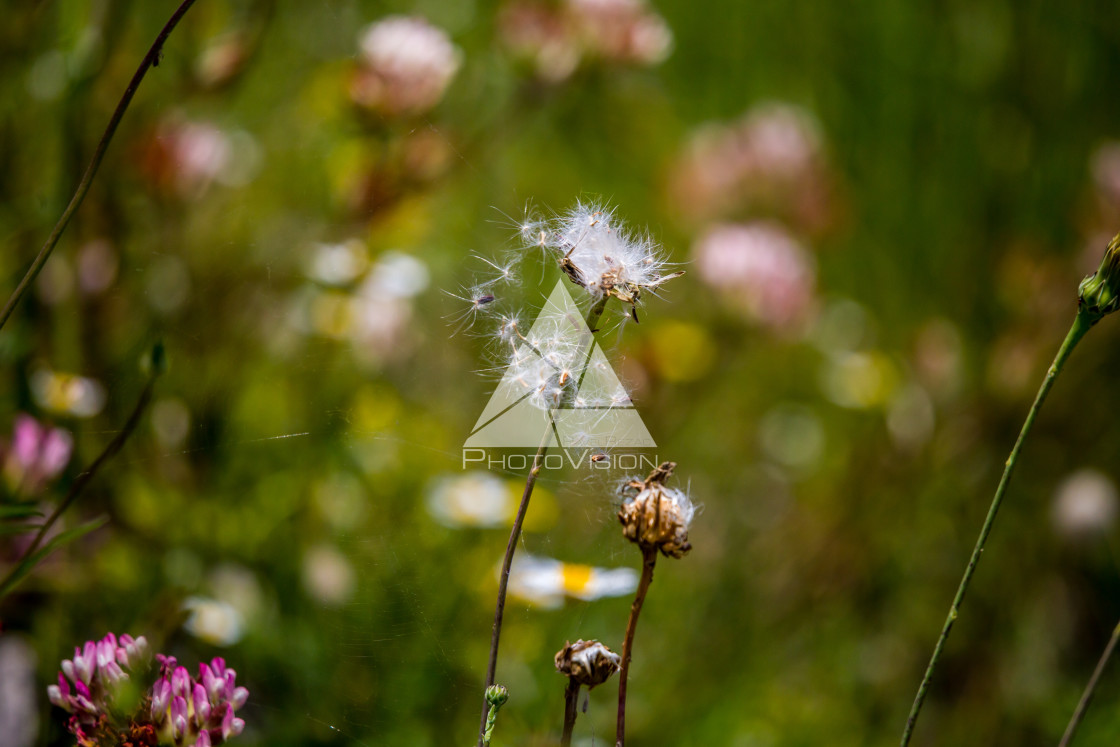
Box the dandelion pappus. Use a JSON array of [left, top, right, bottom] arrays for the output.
[[443, 284, 499, 334], [473, 254, 519, 286]]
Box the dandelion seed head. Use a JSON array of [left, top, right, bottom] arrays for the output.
[[520, 201, 680, 309], [475, 254, 520, 286]]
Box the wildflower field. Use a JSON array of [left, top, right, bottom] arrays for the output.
[[3, 2, 1120, 746]]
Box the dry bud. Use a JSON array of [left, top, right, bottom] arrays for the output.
[[617, 461, 694, 558], [554, 639, 621, 689]]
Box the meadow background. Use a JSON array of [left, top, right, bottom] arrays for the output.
[[3, 1, 1120, 745]]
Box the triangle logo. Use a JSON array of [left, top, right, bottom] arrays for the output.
[[464, 281, 656, 449]]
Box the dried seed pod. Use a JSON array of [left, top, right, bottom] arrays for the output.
[[617, 461, 694, 558], [554, 639, 621, 689]]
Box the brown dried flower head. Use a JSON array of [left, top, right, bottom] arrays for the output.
[[554, 639, 621, 689], [617, 461, 694, 558]]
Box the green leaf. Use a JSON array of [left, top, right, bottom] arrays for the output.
[[0, 522, 41, 536], [0, 504, 44, 520], [0, 515, 109, 600]]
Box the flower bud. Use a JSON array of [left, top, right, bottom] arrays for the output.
[[1079, 233, 1120, 321], [485, 684, 509, 708], [171, 695, 188, 739], [232, 686, 249, 710], [221, 706, 245, 739], [554, 639, 621, 689], [194, 683, 212, 723], [151, 678, 172, 719], [172, 665, 192, 698]]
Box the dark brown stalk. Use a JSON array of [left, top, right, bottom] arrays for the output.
[[0, 0, 201, 332], [0, 369, 157, 600], [477, 296, 610, 746], [561, 679, 580, 746], [616, 545, 657, 747], [1058, 620, 1120, 747]]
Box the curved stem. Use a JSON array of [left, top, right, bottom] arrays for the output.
[[477, 295, 610, 746], [0, 368, 157, 600], [0, 0, 200, 332], [1058, 620, 1120, 747], [901, 310, 1094, 745], [616, 545, 656, 747], [476, 426, 550, 746], [561, 679, 580, 746]]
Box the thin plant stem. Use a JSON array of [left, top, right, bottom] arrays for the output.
[[481, 697, 500, 746], [561, 679, 580, 747], [477, 295, 610, 746], [0, 368, 157, 600], [0, 0, 200, 333], [1058, 620, 1120, 747], [901, 309, 1095, 745], [616, 545, 657, 747]]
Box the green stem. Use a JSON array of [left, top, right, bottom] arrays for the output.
[[0, 365, 158, 601], [477, 295, 610, 747], [1058, 620, 1120, 747], [0, 0, 200, 333], [482, 701, 500, 746], [901, 309, 1095, 745]]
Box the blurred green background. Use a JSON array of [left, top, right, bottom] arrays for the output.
[[3, 1, 1120, 745]]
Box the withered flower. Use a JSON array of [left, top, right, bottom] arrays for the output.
[[617, 461, 694, 558], [554, 639, 621, 689]]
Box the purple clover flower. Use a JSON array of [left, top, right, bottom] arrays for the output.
[[47, 633, 149, 731], [3, 414, 72, 494], [150, 654, 247, 746], [48, 634, 248, 747]]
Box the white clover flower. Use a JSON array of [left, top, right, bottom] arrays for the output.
[[1052, 469, 1118, 536], [568, 0, 673, 66], [305, 240, 369, 286], [498, 0, 671, 81], [302, 544, 356, 606], [353, 16, 461, 116], [692, 221, 816, 332], [670, 103, 832, 228], [426, 472, 512, 528], [182, 597, 245, 647], [172, 121, 233, 186]]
